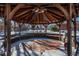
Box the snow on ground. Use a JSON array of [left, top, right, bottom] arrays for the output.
[[11, 39, 67, 56], [0, 41, 77, 56], [0, 37, 77, 56], [42, 49, 66, 56]]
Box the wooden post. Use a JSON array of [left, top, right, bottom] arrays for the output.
[[4, 4, 11, 56], [44, 24, 47, 33], [4, 17, 7, 55], [6, 20, 11, 56], [73, 4, 77, 49], [59, 24, 61, 41], [14, 21, 16, 33], [74, 15, 77, 49], [18, 23, 21, 36], [4, 4, 23, 56], [66, 18, 72, 56], [66, 4, 72, 56]]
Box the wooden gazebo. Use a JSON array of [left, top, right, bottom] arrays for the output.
[[0, 3, 78, 56]]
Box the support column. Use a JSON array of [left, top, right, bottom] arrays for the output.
[[4, 17, 7, 55], [73, 4, 77, 49], [18, 23, 21, 36], [6, 20, 11, 56], [66, 18, 72, 56], [74, 16, 77, 49], [59, 24, 61, 41], [4, 4, 11, 56], [66, 3, 73, 56], [14, 21, 16, 33], [44, 24, 48, 33]]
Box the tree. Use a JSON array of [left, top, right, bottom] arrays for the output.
[[48, 24, 59, 32]]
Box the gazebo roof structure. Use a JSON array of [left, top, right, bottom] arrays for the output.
[[0, 3, 70, 24]]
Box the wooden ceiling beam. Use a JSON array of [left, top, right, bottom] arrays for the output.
[[47, 11, 62, 18], [20, 5, 33, 8], [70, 4, 73, 18], [15, 15, 30, 22], [44, 4, 55, 8], [36, 13, 40, 24], [16, 12, 34, 23], [44, 12, 55, 22], [39, 13, 43, 24], [47, 11, 63, 20], [8, 4, 25, 19], [44, 12, 58, 21], [15, 9, 32, 17], [5, 4, 11, 19], [54, 4, 69, 18], [73, 4, 77, 16], [23, 13, 34, 23], [45, 10, 66, 23], [46, 11, 61, 19], [47, 8, 64, 17], [75, 4, 78, 16], [76, 4, 79, 16], [44, 3, 69, 18], [28, 13, 36, 23], [16, 12, 32, 19], [42, 13, 52, 23], [25, 13, 33, 20]]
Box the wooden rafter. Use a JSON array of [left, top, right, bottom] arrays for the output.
[[45, 11, 65, 23], [44, 11, 58, 22], [15, 9, 32, 17], [70, 4, 73, 18], [74, 4, 78, 16], [54, 4, 69, 18], [46, 11, 61, 19], [17, 11, 32, 19], [47, 7, 64, 16], [19, 12, 34, 23], [28, 13, 37, 23], [42, 13, 51, 23], [25, 12, 33, 20], [36, 13, 40, 23], [47, 8, 64, 18], [14, 13, 33, 23], [8, 4, 25, 19], [39, 13, 43, 24]]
